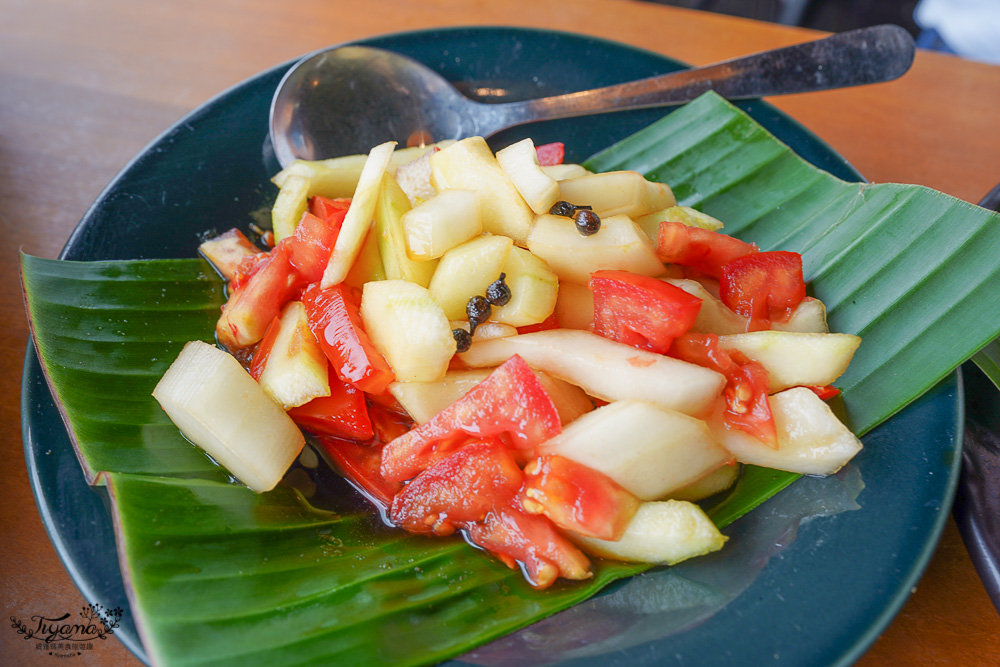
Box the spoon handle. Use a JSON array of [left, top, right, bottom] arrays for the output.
[[486, 25, 914, 132]]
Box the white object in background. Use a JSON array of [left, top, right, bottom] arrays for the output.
[[915, 0, 1000, 65]]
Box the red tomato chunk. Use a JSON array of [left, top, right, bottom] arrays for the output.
[[317, 437, 401, 508], [589, 269, 702, 354], [720, 250, 806, 331], [287, 367, 373, 441], [217, 209, 347, 349], [285, 211, 341, 284], [656, 221, 758, 277], [534, 142, 565, 167], [301, 283, 395, 395], [671, 333, 778, 447], [216, 244, 300, 349], [390, 438, 523, 536], [466, 503, 592, 589], [389, 439, 593, 589], [521, 455, 640, 541], [379, 355, 562, 482]]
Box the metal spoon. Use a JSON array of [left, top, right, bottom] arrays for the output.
[[270, 24, 915, 167]]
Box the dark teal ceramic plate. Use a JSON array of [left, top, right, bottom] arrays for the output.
[[21, 26, 962, 666]]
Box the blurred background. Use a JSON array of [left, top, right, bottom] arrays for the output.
[[646, 0, 1000, 64], [646, 0, 918, 33]]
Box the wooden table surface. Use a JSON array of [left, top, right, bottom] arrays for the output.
[[3, 0, 999, 665]]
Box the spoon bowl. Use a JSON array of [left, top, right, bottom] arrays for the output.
[[271, 46, 477, 163], [271, 24, 915, 167]]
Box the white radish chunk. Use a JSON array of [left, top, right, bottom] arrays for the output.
[[429, 136, 535, 245], [428, 234, 513, 320], [401, 189, 482, 260], [450, 320, 519, 342], [496, 138, 560, 215], [528, 213, 664, 284], [152, 341, 304, 493], [459, 329, 725, 417], [538, 400, 732, 500], [717, 330, 861, 393], [710, 387, 863, 476], [394, 151, 437, 205], [773, 297, 829, 333], [360, 279, 456, 382], [321, 141, 397, 287], [466, 321, 518, 339], [256, 301, 330, 410], [573, 500, 727, 564], [557, 170, 675, 218]]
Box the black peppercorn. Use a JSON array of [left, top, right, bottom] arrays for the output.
[[452, 328, 472, 353], [466, 295, 492, 333], [573, 208, 602, 236], [549, 200, 577, 217], [486, 273, 512, 306]]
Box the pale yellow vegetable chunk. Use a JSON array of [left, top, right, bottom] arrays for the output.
[[374, 173, 438, 287], [270, 173, 310, 243], [541, 163, 592, 181], [573, 500, 727, 564], [152, 341, 304, 493], [538, 400, 732, 500], [489, 246, 559, 328], [271, 141, 454, 198], [557, 170, 675, 218], [428, 234, 513, 320], [429, 136, 536, 245], [666, 279, 831, 336], [360, 279, 456, 382], [389, 368, 591, 426], [321, 141, 396, 287], [710, 387, 863, 476], [634, 205, 724, 242], [256, 301, 330, 410], [717, 330, 861, 393], [669, 464, 741, 502], [774, 297, 829, 333], [528, 213, 664, 284], [496, 138, 560, 215], [401, 189, 482, 260], [459, 329, 725, 417]]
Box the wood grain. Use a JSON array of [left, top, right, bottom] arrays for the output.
[[2, 1, 998, 665]]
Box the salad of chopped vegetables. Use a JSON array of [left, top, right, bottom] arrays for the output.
[[153, 135, 863, 589]]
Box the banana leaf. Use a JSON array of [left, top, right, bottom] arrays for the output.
[[22, 91, 1000, 666], [586, 93, 1000, 435], [19, 252, 775, 665], [21, 258, 229, 483], [972, 341, 1000, 389]]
